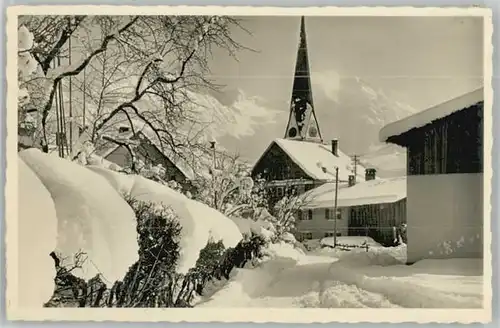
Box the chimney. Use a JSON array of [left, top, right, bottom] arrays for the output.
[[331, 139, 339, 156], [365, 168, 376, 181], [348, 175, 356, 187]]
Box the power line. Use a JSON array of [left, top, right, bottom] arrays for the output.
[[350, 154, 361, 183]]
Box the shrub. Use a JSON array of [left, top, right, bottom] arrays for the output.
[[45, 197, 183, 308], [111, 197, 183, 307], [45, 197, 268, 308]]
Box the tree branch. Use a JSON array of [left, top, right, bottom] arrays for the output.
[[40, 16, 87, 75], [41, 16, 139, 152]]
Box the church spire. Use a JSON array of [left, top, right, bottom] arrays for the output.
[[284, 16, 323, 143]]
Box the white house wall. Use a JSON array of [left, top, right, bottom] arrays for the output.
[[406, 173, 483, 263], [294, 207, 349, 240]]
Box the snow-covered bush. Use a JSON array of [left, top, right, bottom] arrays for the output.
[[18, 157, 58, 308], [44, 191, 267, 308], [192, 155, 268, 217], [46, 196, 184, 308], [267, 192, 303, 241], [110, 197, 183, 307]]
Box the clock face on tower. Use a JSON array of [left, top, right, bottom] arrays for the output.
[[288, 127, 298, 138]]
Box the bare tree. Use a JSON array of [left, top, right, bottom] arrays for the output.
[[19, 15, 253, 176]]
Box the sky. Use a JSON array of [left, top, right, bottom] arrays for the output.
[[205, 16, 484, 163]]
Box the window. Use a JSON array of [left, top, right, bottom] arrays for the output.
[[325, 208, 342, 220], [302, 232, 313, 240], [118, 126, 130, 133], [324, 232, 342, 237], [307, 209, 313, 221], [297, 210, 303, 221]]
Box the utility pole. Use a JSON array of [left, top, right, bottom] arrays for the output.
[[68, 18, 73, 155], [210, 141, 217, 208], [333, 166, 339, 247]]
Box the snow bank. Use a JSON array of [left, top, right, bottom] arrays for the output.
[[18, 158, 58, 307], [264, 242, 305, 264], [198, 252, 300, 308], [311, 241, 407, 267], [230, 216, 275, 240], [199, 241, 482, 309], [19, 149, 139, 285], [88, 166, 243, 274], [334, 244, 407, 267], [326, 258, 483, 308], [321, 236, 382, 248]]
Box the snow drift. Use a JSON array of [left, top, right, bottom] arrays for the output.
[[87, 166, 243, 274], [19, 149, 139, 285], [18, 157, 58, 307], [200, 242, 482, 308]]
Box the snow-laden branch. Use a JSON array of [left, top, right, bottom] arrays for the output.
[[39, 16, 86, 75], [93, 15, 222, 142], [40, 16, 139, 151]]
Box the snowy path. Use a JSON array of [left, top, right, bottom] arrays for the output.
[[198, 252, 483, 308], [198, 255, 400, 308], [255, 260, 400, 308]]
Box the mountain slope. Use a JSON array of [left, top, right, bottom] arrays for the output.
[[312, 73, 417, 177]]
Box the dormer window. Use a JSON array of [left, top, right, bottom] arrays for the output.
[[118, 126, 130, 133]]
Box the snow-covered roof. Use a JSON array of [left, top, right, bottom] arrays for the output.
[[300, 176, 407, 209], [256, 138, 366, 182], [379, 87, 483, 142], [95, 121, 198, 181]]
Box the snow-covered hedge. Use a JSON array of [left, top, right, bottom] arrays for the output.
[[17, 149, 254, 307], [87, 165, 243, 274], [19, 149, 139, 284], [18, 158, 58, 307]]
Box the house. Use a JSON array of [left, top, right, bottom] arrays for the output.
[[251, 16, 366, 205], [379, 87, 484, 263], [252, 138, 366, 201], [96, 123, 198, 193], [295, 170, 407, 246]]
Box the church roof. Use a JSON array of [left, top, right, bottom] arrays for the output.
[[255, 138, 366, 182], [300, 176, 406, 209], [284, 16, 323, 142]]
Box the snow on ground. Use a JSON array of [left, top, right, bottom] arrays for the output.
[[18, 157, 58, 307], [19, 149, 139, 285], [88, 166, 242, 274], [199, 242, 483, 308], [16, 150, 483, 309], [321, 236, 382, 248]]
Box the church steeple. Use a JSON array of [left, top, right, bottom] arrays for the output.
[[284, 16, 323, 143]]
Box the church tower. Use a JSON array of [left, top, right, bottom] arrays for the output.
[[284, 16, 323, 143]]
